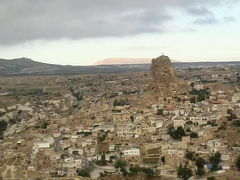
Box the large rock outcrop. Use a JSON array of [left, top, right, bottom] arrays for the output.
[[150, 55, 187, 97]]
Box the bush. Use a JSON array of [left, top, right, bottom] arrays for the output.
[[156, 109, 163, 115], [209, 152, 221, 171], [177, 163, 193, 180], [227, 109, 238, 121], [120, 168, 128, 176], [190, 97, 196, 103], [113, 98, 130, 106], [236, 155, 240, 171], [196, 167, 205, 176], [141, 167, 154, 176], [129, 165, 141, 174], [190, 88, 209, 102], [0, 120, 8, 139], [195, 157, 205, 168], [207, 176, 216, 180], [77, 162, 94, 177], [190, 132, 198, 138], [41, 121, 49, 129], [115, 159, 127, 169], [185, 151, 195, 161], [77, 169, 90, 177], [168, 126, 186, 140]]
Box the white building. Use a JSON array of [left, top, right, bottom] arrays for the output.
[[123, 148, 140, 156]]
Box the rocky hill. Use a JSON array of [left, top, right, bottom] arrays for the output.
[[150, 55, 188, 97]]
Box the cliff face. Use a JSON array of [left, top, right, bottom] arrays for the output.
[[150, 55, 187, 97]]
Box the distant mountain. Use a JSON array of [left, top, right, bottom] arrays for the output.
[[93, 58, 152, 65], [0, 57, 150, 76], [0, 57, 240, 76], [93, 57, 181, 65]]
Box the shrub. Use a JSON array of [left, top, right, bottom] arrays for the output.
[[185, 151, 195, 161], [177, 163, 193, 180], [209, 152, 221, 171], [168, 126, 186, 140], [77, 169, 90, 177], [190, 132, 198, 138], [115, 159, 126, 169], [236, 155, 240, 171]]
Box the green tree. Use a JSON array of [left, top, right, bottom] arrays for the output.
[[77, 169, 90, 177], [190, 97, 196, 103], [168, 126, 186, 140], [190, 132, 198, 138], [196, 167, 205, 176], [195, 157, 205, 168], [236, 155, 240, 171], [157, 109, 163, 115], [120, 168, 128, 176], [209, 152, 221, 171], [129, 165, 141, 174], [141, 167, 154, 176], [115, 159, 127, 169], [41, 121, 49, 129], [185, 151, 195, 161], [177, 163, 193, 180], [0, 120, 8, 139], [190, 88, 209, 102]]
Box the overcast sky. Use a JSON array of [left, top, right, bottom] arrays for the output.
[[0, 0, 239, 65]]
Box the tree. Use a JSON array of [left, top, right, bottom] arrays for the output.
[[209, 152, 221, 171], [185, 151, 195, 161], [236, 155, 240, 171], [129, 165, 141, 174], [41, 121, 49, 129], [113, 98, 130, 106], [120, 168, 128, 176], [157, 109, 163, 115], [190, 88, 209, 102], [141, 167, 154, 176], [115, 159, 126, 169], [227, 109, 238, 121], [168, 126, 186, 140], [177, 163, 192, 180], [195, 157, 205, 168], [77, 169, 90, 177], [130, 115, 134, 122], [196, 167, 205, 176], [195, 157, 205, 176], [0, 120, 8, 139], [190, 132, 198, 138], [161, 156, 165, 164], [190, 97, 196, 103], [177, 97, 182, 102], [207, 176, 216, 180]]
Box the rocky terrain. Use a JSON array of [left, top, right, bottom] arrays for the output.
[[150, 55, 188, 97]]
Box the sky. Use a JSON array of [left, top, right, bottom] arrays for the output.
[[0, 0, 239, 65]]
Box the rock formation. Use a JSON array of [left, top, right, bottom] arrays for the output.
[[150, 55, 187, 97]]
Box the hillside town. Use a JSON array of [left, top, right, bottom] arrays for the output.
[[1, 56, 240, 180]]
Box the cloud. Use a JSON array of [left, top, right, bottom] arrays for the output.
[[194, 15, 218, 25], [223, 16, 236, 22], [0, 0, 235, 45], [187, 7, 213, 16]]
